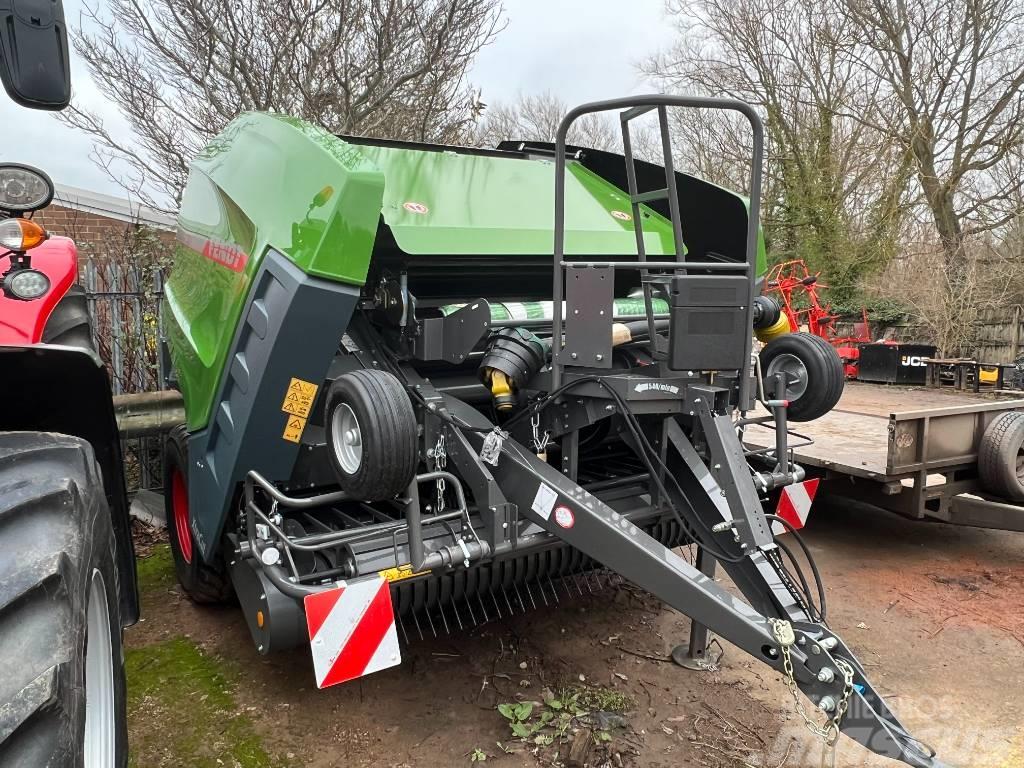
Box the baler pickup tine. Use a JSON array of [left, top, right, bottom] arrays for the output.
[[547, 575, 559, 604], [424, 604, 438, 639], [411, 608, 424, 642], [524, 581, 538, 611], [438, 601, 451, 636], [475, 589, 489, 625]]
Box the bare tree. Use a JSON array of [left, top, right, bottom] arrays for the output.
[[644, 0, 914, 302], [63, 0, 504, 210], [471, 91, 618, 150], [838, 0, 1024, 351]]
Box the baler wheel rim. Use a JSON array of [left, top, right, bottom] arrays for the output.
[[171, 467, 193, 564], [765, 352, 808, 400], [331, 403, 363, 474]]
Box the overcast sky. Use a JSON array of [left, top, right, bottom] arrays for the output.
[[0, 0, 677, 200]]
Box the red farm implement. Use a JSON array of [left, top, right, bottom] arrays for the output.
[[764, 259, 871, 378]]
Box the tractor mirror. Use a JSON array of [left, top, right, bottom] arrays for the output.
[[0, 0, 72, 111]]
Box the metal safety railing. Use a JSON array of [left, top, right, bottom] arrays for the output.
[[550, 94, 765, 406]]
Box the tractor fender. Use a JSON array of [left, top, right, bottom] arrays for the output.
[[0, 343, 139, 625], [0, 235, 77, 344]]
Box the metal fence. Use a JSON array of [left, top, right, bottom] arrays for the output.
[[81, 258, 167, 493]]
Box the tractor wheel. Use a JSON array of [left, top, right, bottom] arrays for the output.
[[162, 425, 233, 603], [978, 412, 1024, 502], [759, 332, 844, 422], [42, 285, 96, 352], [325, 369, 418, 501], [0, 432, 128, 768]]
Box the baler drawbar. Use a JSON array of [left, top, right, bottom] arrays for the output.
[[162, 95, 948, 767]]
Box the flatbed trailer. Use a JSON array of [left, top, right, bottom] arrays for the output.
[[746, 382, 1024, 532]]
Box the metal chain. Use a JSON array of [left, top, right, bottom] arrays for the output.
[[434, 433, 447, 512], [530, 413, 550, 458], [769, 618, 855, 762]]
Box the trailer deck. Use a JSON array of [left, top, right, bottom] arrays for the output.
[[746, 382, 1024, 531]]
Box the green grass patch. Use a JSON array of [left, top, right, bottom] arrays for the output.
[[135, 543, 175, 594], [126, 637, 277, 768]]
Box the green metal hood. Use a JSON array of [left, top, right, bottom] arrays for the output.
[[353, 143, 680, 257]]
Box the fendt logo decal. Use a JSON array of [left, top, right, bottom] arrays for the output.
[[202, 239, 248, 273], [900, 355, 927, 367], [634, 382, 680, 395], [176, 229, 249, 273]]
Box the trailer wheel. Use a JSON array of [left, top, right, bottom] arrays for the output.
[[978, 411, 1024, 502], [325, 369, 418, 501], [42, 285, 96, 352], [759, 332, 844, 422], [162, 425, 233, 603], [0, 432, 128, 767]]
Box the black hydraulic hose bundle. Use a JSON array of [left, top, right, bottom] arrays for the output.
[[765, 513, 828, 622]]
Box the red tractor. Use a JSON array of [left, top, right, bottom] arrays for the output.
[[0, 3, 136, 766], [764, 259, 871, 378]]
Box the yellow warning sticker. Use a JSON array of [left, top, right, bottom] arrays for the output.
[[282, 414, 307, 443], [378, 564, 428, 583], [281, 377, 319, 418]]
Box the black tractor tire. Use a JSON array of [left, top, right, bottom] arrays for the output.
[[0, 432, 128, 768], [324, 369, 418, 501], [163, 425, 233, 603], [978, 411, 1024, 502], [42, 285, 96, 352], [759, 332, 844, 422]]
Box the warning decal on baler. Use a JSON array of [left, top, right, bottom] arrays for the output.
[[531, 482, 558, 520], [378, 564, 428, 583], [280, 377, 319, 443], [283, 416, 306, 443], [281, 377, 319, 418]]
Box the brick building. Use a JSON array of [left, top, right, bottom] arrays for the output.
[[33, 184, 176, 248]]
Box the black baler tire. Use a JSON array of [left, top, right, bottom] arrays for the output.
[[0, 432, 128, 768], [162, 425, 233, 604], [325, 369, 418, 501], [42, 286, 96, 352], [978, 412, 1024, 502], [759, 332, 844, 422]]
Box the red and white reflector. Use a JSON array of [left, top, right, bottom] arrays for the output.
[[772, 479, 819, 535], [304, 575, 401, 689]]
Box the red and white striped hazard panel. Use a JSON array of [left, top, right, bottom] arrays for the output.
[[772, 479, 819, 536], [304, 575, 401, 689]]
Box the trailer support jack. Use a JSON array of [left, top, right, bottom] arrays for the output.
[[671, 546, 717, 671]]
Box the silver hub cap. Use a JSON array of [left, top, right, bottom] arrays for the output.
[[766, 353, 809, 401], [331, 403, 363, 474], [84, 569, 115, 767]]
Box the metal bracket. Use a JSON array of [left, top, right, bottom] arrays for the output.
[[559, 265, 614, 368], [690, 387, 774, 550], [413, 299, 491, 363]]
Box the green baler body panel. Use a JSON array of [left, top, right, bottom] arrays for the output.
[[166, 112, 764, 431], [164, 113, 385, 429], [356, 144, 678, 256]]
